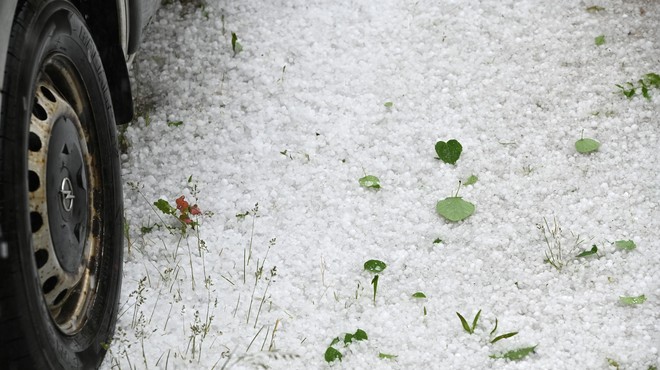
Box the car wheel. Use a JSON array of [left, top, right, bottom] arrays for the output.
[[0, 0, 123, 369]]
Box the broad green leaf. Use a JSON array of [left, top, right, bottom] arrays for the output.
[[353, 329, 368, 341], [464, 174, 478, 186], [412, 292, 427, 298], [575, 138, 600, 153], [491, 332, 518, 344], [456, 312, 472, 334], [576, 245, 598, 257], [364, 259, 387, 273], [595, 35, 605, 46], [436, 197, 475, 222], [324, 347, 342, 362], [615, 240, 636, 250], [378, 352, 398, 359], [343, 333, 354, 345], [433, 238, 443, 244], [435, 139, 463, 165], [384, 101, 393, 108], [154, 199, 176, 215], [490, 346, 537, 360], [359, 175, 381, 189], [619, 295, 646, 305]]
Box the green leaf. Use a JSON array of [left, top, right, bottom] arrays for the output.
[[436, 197, 475, 222], [329, 337, 340, 347], [378, 352, 398, 359], [456, 312, 472, 334], [490, 318, 498, 335], [619, 295, 646, 305], [231, 32, 242, 55], [490, 346, 537, 361], [491, 332, 518, 344], [575, 138, 600, 153], [433, 238, 443, 244], [154, 199, 176, 215], [384, 101, 393, 108], [615, 240, 636, 250], [359, 175, 381, 189], [471, 309, 481, 332], [576, 245, 598, 257], [616, 83, 636, 98], [607, 358, 620, 369], [594, 35, 605, 46], [343, 333, 354, 345], [167, 120, 183, 127], [463, 174, 478, 186], [324, 346, 342, 362], [353, 329, 368, 341], [645, 72, 660, 88], [364, 259, 387, 273], [412, 292, 427, 298], [586, 6, 605, 12], [435, 139, 463, 165]]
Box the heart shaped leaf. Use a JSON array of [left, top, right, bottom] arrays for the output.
[[435, 139, 463, 164], [436, 197, 475, 222]]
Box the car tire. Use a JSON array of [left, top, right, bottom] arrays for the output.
[[0, 0, 123, 369]]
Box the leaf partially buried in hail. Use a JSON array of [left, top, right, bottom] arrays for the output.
[[436, 197, 475, 222]]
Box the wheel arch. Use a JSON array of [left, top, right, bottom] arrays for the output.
[[68, 0, 136, 124]]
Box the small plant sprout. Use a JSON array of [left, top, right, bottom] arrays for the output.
[[538, 217, 585, 271], [412, 292, 427, 316], [167, 120, 183, 127], [575, 130, 600, 154], [324, 329, 368, 363], [488, 317, 518, 344], [607, 358, 621, 369], [616, 73, 659, 100], [359, 175, 381, 189], [436, 182, 475, 222], [619, 295, 646, 305], [364, 260, 386, 304], [433, 237, 443, 244], [576, 245, 598, 258], [231, 32, 243, 56], [615, 240, 636, 251], [490, 346, 537, 361], [595, 35, 605, 46], [383, 101, 393, 108], [456, 309, 481, 334], [435, 139, 463, 165]]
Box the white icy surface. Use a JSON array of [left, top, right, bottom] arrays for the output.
[[104, 1, 659, 369]]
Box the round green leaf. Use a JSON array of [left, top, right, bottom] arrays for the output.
[[575, 138, 600, 153], [412, 292, 427, 298], [359, 175, 381, 189], [436, 197, 475, 222], [364, 259, 387, 273]]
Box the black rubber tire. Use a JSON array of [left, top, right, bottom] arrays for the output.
[[0, 0, 123, 369]]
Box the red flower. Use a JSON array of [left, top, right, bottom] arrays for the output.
[[190, 205, 202, 215], [176, 196, 189, 211]]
